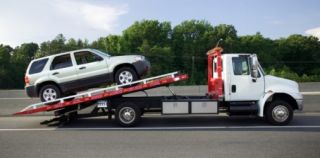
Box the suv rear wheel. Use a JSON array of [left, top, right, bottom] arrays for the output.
[[39, 84, 62, 102], [115, 67, 138, 85]]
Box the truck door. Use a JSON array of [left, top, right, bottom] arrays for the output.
[[228, 55, 264, 101]]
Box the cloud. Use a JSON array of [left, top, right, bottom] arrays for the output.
[[54, 0, 128, 32], [0, 0, 128, 47], [305, 27, 320, 39]]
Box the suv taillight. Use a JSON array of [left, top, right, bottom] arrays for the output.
[[25, 76, 30, 85]]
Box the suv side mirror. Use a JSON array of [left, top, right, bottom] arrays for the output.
[[251, 55, 258, 80]]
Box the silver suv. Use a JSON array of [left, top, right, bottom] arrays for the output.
[[25, 49, 150, 102]]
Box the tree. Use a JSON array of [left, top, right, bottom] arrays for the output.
[[12, 43, 39, 67], [122, 20, 172, 53], [105, 35, 122, 54], [10, 43, 39, 88], [1, 20, 320, 89], [238, 32, 276, 67], [0, 45, 13, 88], [211, 24, 239, 52], [275, 35, 320, 75], [66, 38, 79, 51], [172, 20, 215, 84], [37, 34, 67, 57]]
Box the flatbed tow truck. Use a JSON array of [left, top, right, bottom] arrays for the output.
[[14, 47, 303, 127]]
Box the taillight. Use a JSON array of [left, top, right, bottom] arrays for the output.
[[25, 76, 30, 85]]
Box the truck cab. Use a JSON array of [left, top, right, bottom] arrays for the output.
[[208, 47, 303, 125]]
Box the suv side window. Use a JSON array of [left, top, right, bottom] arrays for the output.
[[74, 51, 103, 65], [50, 54, 73, 70], [29, 58, 48, 75], [232, 57, 249, 75]]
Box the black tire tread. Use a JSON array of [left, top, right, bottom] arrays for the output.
[[265, 100, 293, 126], [115, 67, 138, 85], [115, 103, 141, 127]]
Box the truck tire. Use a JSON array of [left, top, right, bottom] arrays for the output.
[[265, 100, 293, 125], [115, 103, 141, 127], [115, 67, 138, 85], [39, 84, 62, 103]]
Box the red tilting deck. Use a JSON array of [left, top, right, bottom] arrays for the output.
[[14, 73, 188, 115]]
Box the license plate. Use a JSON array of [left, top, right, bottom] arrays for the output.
[[97, 100, 108, 108]]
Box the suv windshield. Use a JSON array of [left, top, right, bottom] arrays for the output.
[[28, 58, 48, 75]]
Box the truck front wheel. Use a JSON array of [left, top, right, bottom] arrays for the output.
[[115, 103, 141, 127], [265, 100, 293, 125]]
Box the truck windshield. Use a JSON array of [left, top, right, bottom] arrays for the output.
[[258, 62, 265, 76]]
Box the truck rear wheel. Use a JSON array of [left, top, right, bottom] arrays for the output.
[[265, 100, 293, 125], [115, 103, 141, 127]]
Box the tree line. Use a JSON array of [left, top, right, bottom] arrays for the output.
[[0, 19, 320, 89]]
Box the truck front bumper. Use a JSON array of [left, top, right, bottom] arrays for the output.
[[296, 99, 303, 111], [291, 92, 303, 111]]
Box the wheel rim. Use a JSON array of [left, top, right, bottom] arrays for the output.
[[119, 107, 136, 124], [119, 71, 133, 84], [42, 88, 57, 102], [272, 105, 289, 122]]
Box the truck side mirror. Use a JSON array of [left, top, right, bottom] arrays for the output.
[[251, 55, 258, 80]]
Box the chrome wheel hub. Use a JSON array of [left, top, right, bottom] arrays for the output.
[[272, 105, 289, 122], [119, 107, 136, 124], [43, 88, 57, 101], [119, 71, 133, 84]]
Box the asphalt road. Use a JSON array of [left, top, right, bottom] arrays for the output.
[[0, 84, 319, 158], [0, 114, 320, 158], [1, 83, 320, 116]]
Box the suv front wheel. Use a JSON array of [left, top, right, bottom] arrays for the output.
[[115, 67, 138, 85], [39, 84, 62, 102]]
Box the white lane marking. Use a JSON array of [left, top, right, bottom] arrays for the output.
[[0, 91, 320, 100], [0, 98, 31, 100], [1, 126, 320, 131], [301, 92, 320, 95], [0, 128, 56, 131]]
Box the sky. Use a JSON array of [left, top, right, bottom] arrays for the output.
[[0, 0, 319, 47]]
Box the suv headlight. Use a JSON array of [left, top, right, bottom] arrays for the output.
[[135, 56, 145, 61]]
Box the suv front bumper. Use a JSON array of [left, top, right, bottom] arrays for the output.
[[25, 85, 38, 98], [133, 60, 151, 76]]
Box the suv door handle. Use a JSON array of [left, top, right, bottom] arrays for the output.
[[231, 85, 236, 93], [79, 66, 86, 70], [52, 72, 59, 75]]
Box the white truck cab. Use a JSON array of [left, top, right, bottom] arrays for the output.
[[209, 48, 303, 125]]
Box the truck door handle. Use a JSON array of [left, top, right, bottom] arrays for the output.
[[52, 72, 59, 75], [231, 85, 236, 93], [79, 66, 86, 70]]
